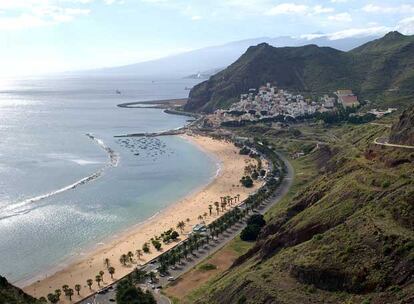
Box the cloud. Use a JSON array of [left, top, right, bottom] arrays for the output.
[[265, 3, 334, 16], [0, 0, 119, 30], [328, 12, 352, 22], [397, 16, 414, 34], [313, 5, 334, 14], [266, 3, 308, 15], [362, 4, 414, 14]]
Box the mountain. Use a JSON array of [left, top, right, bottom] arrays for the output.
[[390, 105, 414, 145], [80, 35, 378, 78], [185, 31, 414, 112], [191, 110, 414, 304], [0, 276, 39, 304]]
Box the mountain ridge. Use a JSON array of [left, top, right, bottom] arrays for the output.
[[75, 35, 379, 78], [185, 32, 414, 113]]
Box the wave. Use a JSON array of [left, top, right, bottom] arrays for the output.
[[0, 134, 119, 221]]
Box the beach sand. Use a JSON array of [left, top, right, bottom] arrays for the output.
[[23, 134, 264, 301]]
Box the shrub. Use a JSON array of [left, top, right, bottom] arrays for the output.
[[240, 176, 254, 188], [313, 234, 323, 241], [151, 240, 162, 251], [382, 180, 391, 188], [247, 214, 266, 228], [170, 230, 179, 240], [142, 243, 150, 253], [237, 295, 247, 304], [240, 224, 261, 241], [239, 147, 251, 155], [116, 279, 156, 304], [198, 263, 217, 272], [251, 171, 259, 180]]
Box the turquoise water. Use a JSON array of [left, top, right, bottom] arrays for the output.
[[0, 76, 216, 284]]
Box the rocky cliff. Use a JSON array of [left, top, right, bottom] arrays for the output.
[[390, 105, 414, 146]]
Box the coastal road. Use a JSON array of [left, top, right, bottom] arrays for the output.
[[78, 153, 294, 304], [374, 137, 414, 149]]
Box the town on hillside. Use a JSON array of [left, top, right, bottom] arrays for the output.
[[202, 83, 397, 127]]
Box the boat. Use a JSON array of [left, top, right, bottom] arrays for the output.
[[116, 90, 121, 94]]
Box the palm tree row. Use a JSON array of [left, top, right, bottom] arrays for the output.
[[152, 207, 247, 275]]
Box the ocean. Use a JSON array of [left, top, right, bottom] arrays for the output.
[[0, 76, 217, 284]]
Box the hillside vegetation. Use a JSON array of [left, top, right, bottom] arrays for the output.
[[0, 276, 39, 304], [185, 32, 414, 113], [191, 109, 414, 303]]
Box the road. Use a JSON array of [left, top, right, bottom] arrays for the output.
[[78, 153, 294, 304], [374, 137, 414, 149]]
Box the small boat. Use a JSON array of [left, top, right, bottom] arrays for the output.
[[116, 90, 121, 94]]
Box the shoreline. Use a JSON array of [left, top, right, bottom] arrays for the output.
[[22, 134, 264, 301]]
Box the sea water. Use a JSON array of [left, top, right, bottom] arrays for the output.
[[0, 76, 216, 284]]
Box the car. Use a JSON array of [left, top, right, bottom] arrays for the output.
[[109, 299, 115, 302], [156, 285, 163, 289], [171, 265, 177, 270], [167, 276, 175, 281], [159, 273, 165, 277], [150, 260, 157, 264]]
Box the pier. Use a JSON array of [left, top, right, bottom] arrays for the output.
[[114, 129, 186, 138]]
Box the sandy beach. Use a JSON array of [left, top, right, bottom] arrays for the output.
[[22, 134, 264, 302]]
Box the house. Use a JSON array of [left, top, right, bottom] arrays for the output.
[[335, 90, 359, 108], [336, 89, 353, 97], [340, 95, 360, 108], [368, 108, 397, 118]]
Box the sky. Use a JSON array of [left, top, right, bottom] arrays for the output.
[[0, 0, 413, 76]]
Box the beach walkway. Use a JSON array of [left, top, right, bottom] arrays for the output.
[[79, 152, 294, 304]]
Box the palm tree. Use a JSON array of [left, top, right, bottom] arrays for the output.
[[221, 201, 227, 212], [99, 270, 105, 281], [39, 297, 47, 303], [95, 275, 102, 287], [176, 221, 185, 233], [54, 289, 61, 300], [214, 201, 220, 215], [198, 215, 203, 222], [208, 204, 213, 216], [104, 258, 110, 268], [65, 288, 74, 301], [74, 284, 81, 296], [237, 194, 240, 202], [135, 249, 143, 260], [62, 285, 69, 292], [148, 271, 156, 283], [108, 266, 115, 279], [86, 279, 93, 290], [203, 212, 208, 219], [47, 293, 59, 304], [120, 254, 128, 265], [127, 251, 134, 263], [186, 218, 190, 223]]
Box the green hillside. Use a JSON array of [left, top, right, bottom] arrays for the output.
[[185, 32, 414, 113], [0, 276, 40, 304], [190, 108, 414, 303]]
